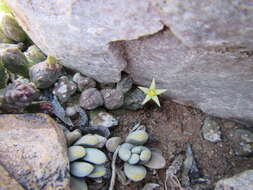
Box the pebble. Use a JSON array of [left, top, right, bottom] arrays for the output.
[[144, 150, 166, 169], [79, 88, 104, 110], [106, 137, 123, 152], [124, 163, 147, 182], [73, 73, 96, 92], [126, 130, 149, 145], [65, 106, 77, 117], [116, 74, 133, 94], [123, 88, 145, 110], [83, 148, 107, 165], [227, 129, 253, 156], [68, 146, 86, 162], [90, 111, 118, 128], [74, 134, 99, 147], [87, 165, 106, 178], [65, 129, 82, 145], [70, 162, 94, 177], [215, 170, 253, 190], [53, 76, 77, 103], [202, 117, 221, 142], [101, 89, 124, 110], [70, 177, 88, 190]]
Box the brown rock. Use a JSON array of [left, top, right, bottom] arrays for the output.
[[0, 114, 70, 190], [0, 164, 24, 190]]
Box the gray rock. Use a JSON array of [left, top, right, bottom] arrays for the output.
[[7, 0, 253, 123], [90, 111, 118, 128], [73, 73, 96, 92], [53, 76, 77, 103], [116, 73, 133, 93], [0, 114, 70, 189], [202, 117, 221, 142], [227, 129, 253, 156], [215, 170, 253, 190], [65, 106, 77, 117], [123, 88, 145, 110], [24, 45, 46, 66], [101, 89, 124, 110], [79, 88, 104, 110]]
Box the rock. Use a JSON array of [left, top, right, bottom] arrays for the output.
[[83, 148, 107, 165], [101, 89, 124, 110], [68, 146, 86, 162], [227, 129, 253, 156], [90, 111, 118, 128], [0, 114, 70, 189], [53, 76, 77, 103], [74, 134, 99, 147], [118, 143, 134, 162], [24, 45, 46, 66], [0, 47, 30, 77], [202, 117, 222, 142], [7, 0, 253, 123], [0, 164, 25, 190], [70, 177, 88, 190], [73, 73, 96, 92], [142, 183, 160, 190], [106, 137, 123, 152], [65, 129, 82, 145], [87, 165, 106, 178], [128, 154, 140, 165], [29, 56, 63, 89], [116, 73, 133, 93], [65, 105, 77, 117], [125, 130, 149, 145], [215, 170, 253, 190], [0, 55, 8, 89], [0, 13, 27, 42], [123, 88, 145, 110], [124, 163, 147, 182], [79, 88, 104, 110], [70, 162, 94, 178], [144, 150, 166, 169]]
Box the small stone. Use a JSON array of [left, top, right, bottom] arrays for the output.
[[140, 149, 152, 162], [118, 143, 134, 162], [128, 153, 140, 165], [87, 165, 106, 178], [215, 170, 253, 190], [70, 177, 88, 190], [24, 45, 46, 66], [106, 137, 123, 152], [68, 146, 86, 162], [70, 162, 94, 177], [73, 73, 96, 92], [116, 73, 133, 94], [142, 183, 160, 190], [79, 88, 104, 110], [144, 150, 166, 169], [123, 88, 145, 110], [74, 134, 99, 147], [227, 129, 253, 156], [126, 130, 149, 145], [124, 163, 147, 182], [90, 111, 118, 128], [65, 106, 77, 117], [83, 148, 107, 165], [65, 129, 82, 145], [101, 89, 124, 110], [202, 117, 221, 142]]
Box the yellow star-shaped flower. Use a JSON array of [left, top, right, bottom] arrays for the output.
[[138, 78, 167, 107]]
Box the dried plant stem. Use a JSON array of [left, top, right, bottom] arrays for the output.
[[109, 145, 121, 190]]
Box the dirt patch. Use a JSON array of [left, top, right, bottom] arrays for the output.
[[108, 99, 253, 190]]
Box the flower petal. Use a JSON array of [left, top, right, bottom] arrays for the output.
[[151, 96, 161, 107], [150, 78, 156, 90], [142, 95, 152, 105], [155, 89, 167, 95], [138, 87, 149, 94]]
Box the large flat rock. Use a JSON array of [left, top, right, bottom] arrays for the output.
[[0, 114, 70, 190]]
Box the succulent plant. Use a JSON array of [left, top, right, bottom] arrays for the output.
[[24, 45, 46, 66], [0, 13, 27, 42], [0, 61, 7, 89], [2, 78, 39, 112], [0, 47, 30, 77], [29, 56, 62, 89], [0, 27, 13, 43]]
